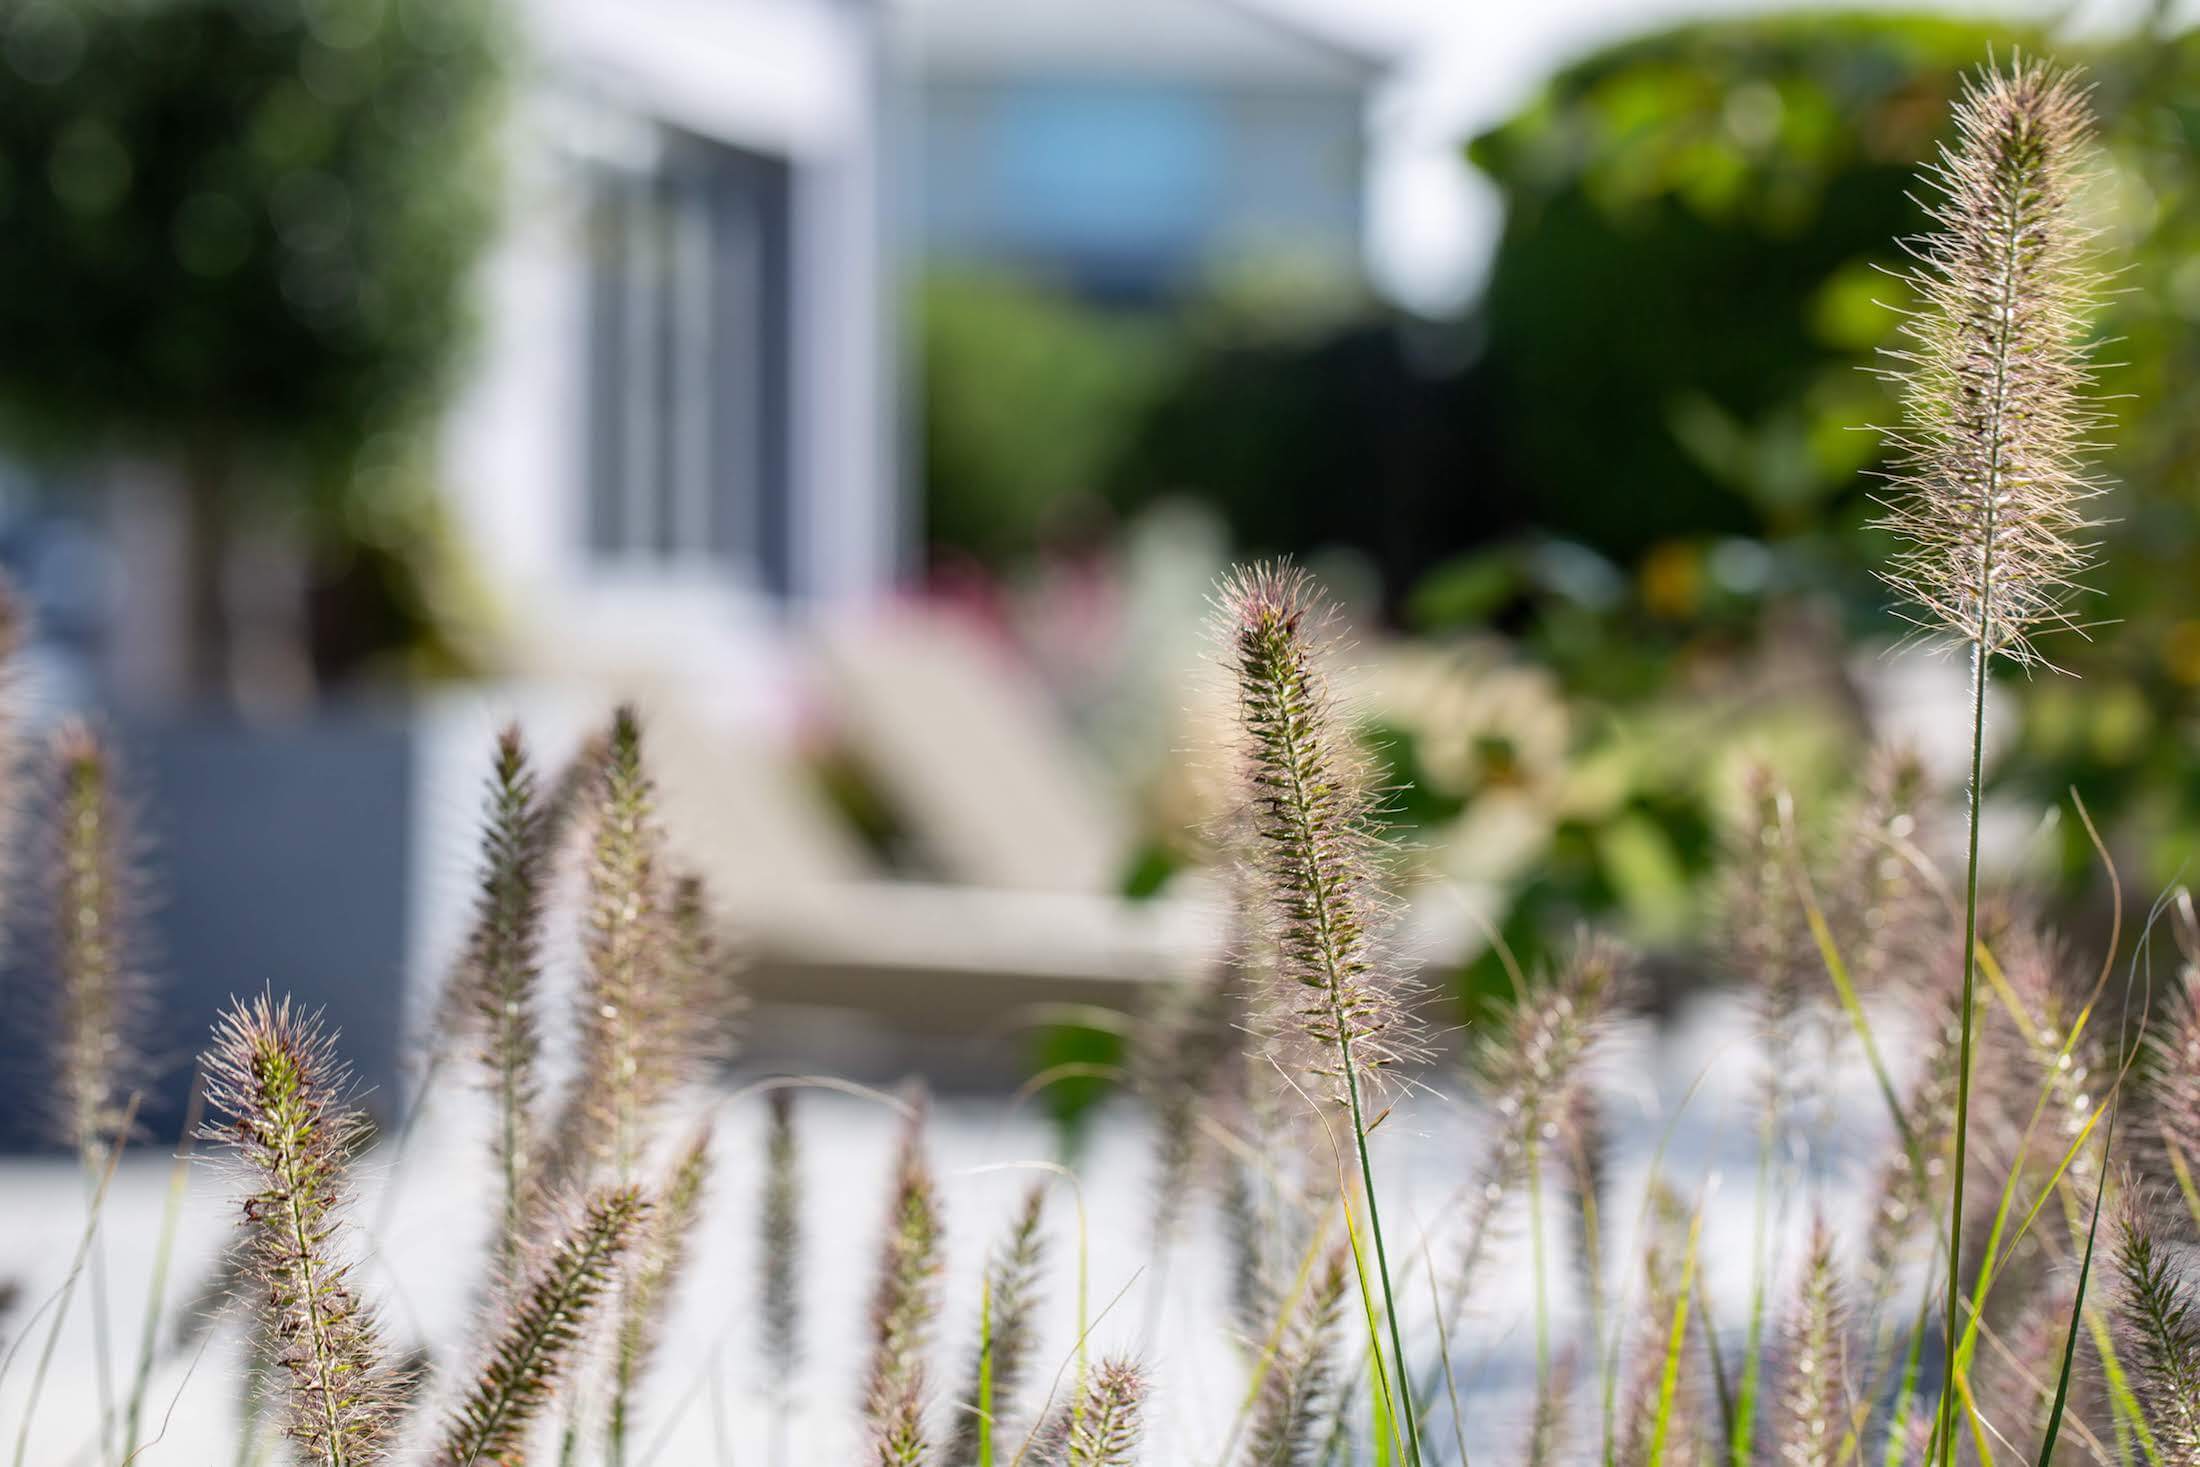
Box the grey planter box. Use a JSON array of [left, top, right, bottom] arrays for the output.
[[0, 711, 414, 1151]]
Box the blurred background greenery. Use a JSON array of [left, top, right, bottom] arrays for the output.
[[917, 8, 2200, 1012]]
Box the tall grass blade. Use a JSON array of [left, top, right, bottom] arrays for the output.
[[2035, 1104, 2114, 1465], [1646, 1202, 1706, 1467], [955, 1184, 1048, 1467]]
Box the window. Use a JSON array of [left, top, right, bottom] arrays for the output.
[[990, 82, 1220, 292], [583, 129, 792, 593]]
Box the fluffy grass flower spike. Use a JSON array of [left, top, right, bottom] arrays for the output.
[[434, 1185, 647, 1467], [2111, 1187, 2200, 1462], [1218, 563, 1423, 1094], [577, 705, 669, 1185], [46, 721, 149, 1466], [1872, 57, 2106, 1459], [540, 705, 676, 1202], [1218, 561, 1425, 1466], [2142, 889, 2200, 1200], [1426, 932, 1624, 1411], [1767, 1219, 1849, 1467], [865, 1092, 944, 1467], [1240, 1248, 1350, 1467], [453, 726, 551, 1280], [1877, 58, 2103, 669], [49, 720, 151, 1156], [609, 1124, 713, 1463], [1054, 1357, 1145, 1467], [202, 994, 399, 1467]]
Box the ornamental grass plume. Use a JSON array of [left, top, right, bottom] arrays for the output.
[[2111, 1186, 2200, 1462], [1976, 1277, 2092, 1452], [1987, 922, 2106, 1195], [1217, 561, 1425, 1464], [1052, 1357, 1146, 1467], [537, 706, 693, 1209], [541, 729, 612, 858], [864, 1092, 944, 1467], [665, 870, 746, 1068], [1870, 57, 2106, 1459], [45, 720, 150, 1465], [1829, 745, 1936, 993], [202, 994, 400, 1467], [1240, 1248, 1350, 1467], [1876, 60, 2104, 672], [1446, 934, 1626, 1334], [1133, 944, 1240, 1247], [1216, 562, 1424, 1097], [609, 1124, 713, 1463], [1766, 1220, 1850, 1467], [1719, 765, 1819, 1141], [572, 705, 671, 1186], [2141, 888, 2200, 1197], [1215, 1053, 1317, 1347], [48, 720, 152, 1157], [1520, 1348, 1578, 1467], [951, 1182, 1048, 1466], [432, 1185, 647, 1467], [1556, 1083, 1610, 1338], [450, 726, 552, 1280]]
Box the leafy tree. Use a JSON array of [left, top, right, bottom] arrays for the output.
[[919, 271, 1180, 567], [1453, 13, 2200, 891], [0, 0, 502, 697]]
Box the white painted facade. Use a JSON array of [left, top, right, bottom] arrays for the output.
[[439, 0, 899, 692]]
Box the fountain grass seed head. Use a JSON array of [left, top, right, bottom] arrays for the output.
[[445, 724, 552, 1275], [2112, 1183, 2200, 1461], [865, 1091, 944, 1467], [1215, 561, 1426, 1103], [202, 994, 399, 1467], [1876, 58, 2106, 670], [49, 720, 152, 1155], [433, 1184, 648, 1467], [951, 1181, 1048, 1464]]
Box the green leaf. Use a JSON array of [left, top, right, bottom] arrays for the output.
[[1645, 1203, 1705, 1467]]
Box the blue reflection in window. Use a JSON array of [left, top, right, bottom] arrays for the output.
[[991, 83, 1219, 265]]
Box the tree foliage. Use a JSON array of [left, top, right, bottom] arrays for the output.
[[0, 0, 503, 471]]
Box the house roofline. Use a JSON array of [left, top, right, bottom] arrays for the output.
[[1210, 0, 1394, 80]]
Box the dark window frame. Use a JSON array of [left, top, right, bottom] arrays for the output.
[[583, 126, 793, 595]]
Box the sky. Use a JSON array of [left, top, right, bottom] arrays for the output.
[[1257, 0, 2178, 315]]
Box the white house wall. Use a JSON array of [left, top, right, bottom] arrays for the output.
[[439, 0, 897, 684], [529, 0, 865, 162], [791, 18, 895, 607]]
